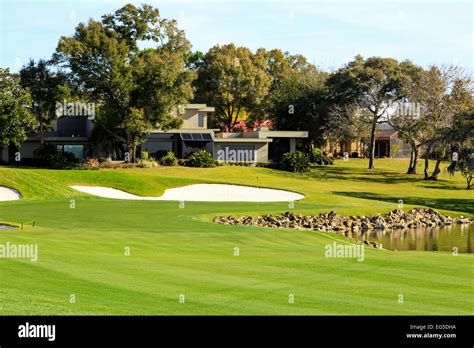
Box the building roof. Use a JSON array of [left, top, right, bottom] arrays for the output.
[[376, 126, 398, 140], [150, 128, 218, 134], [183, 104, 215, 112], [214, 138, 272, 143], [259, 130, 308, 138]]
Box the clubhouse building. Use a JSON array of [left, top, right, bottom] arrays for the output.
[[1, 104, 308, 164]]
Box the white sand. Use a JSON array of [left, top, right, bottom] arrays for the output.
[[70, 184, 304, 202], [0, 186, 22, 201]]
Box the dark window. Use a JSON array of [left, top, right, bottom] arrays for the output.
[[198, 113, 204, 127], [57, 145, 85, 159]]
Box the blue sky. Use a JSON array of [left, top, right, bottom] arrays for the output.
[[1, 0, 472, 72]]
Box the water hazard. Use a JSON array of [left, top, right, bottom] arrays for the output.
[[351, 224, 472, 253]]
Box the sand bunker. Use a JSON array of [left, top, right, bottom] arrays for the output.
[[0, 186, 22, 201], [70, 184, 304, 202]]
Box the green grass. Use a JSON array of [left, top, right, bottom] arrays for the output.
[[0, 158, 472, 315]]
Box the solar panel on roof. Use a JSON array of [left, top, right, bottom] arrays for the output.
[[180, 133, 192, 140], [179, 133, 212, 142]]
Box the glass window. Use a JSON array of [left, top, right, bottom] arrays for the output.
[[63, 145, 84, 159], [198, 113, 204, 127]]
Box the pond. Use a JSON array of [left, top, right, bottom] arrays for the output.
[[350, 224, 473, 253], [0, 224, 17, 230]]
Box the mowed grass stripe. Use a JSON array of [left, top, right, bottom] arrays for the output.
[[0, 158, 472, 314]]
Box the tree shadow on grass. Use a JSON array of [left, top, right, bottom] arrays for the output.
[[333, 191, 474, 214], [266, 166, 464, 189], [269, 167, 426, 185]]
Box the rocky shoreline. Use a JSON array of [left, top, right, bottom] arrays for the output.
[[213, 208, 473, 249]]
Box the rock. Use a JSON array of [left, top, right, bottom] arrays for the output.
[[213, 208, 468, 247]]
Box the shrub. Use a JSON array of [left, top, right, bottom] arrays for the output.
[[122, 163, 138, 169], [140, 151, 150, 160], [184, 150, 216, 168], [217, 161, 271, 167], [137, 158, 158, 168], [279, 151, 310, 173], [159, 151, 178, 166], [99, 161, 121, 169], [153, 150, 168, 160], [34, 144, 79, 169], [79, 158, 100, 170], [311, 148, 333, 165], [84, 158, 100, 167], [255, 162, 272, 168]]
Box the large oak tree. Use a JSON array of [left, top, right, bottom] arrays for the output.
[[194, 44, 271, 131], [54, 4, 195, 161], [329, 56, 412, 169], [0, 68, 36, 155], [19, 59, 69, 144]]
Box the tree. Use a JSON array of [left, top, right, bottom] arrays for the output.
[[54, 4, 195, 162], [132, 46, 195, 131], [448, 107, 474, 189], [326, 103, 371, 154], [19, 59, 68, 144], [385, 62, 427, 173], [462, 165, 473, 190], [270, 65, 328, 149], [0, 68, 36, 154], [194, 44, 271, 131], [410, 65, 473, 180], [328, 56, 411, 169], [247, 48, 317, 129], [388, 106, 426, 174], [122, 107, 151, 161]]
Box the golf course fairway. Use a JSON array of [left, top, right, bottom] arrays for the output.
[[0, 159, 472, 315]]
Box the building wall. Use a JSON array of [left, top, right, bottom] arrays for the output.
[[182, 109, 208, 129], [214, 142, 269, 162], [180, 141, 214, 158], [142, 141, 173, 155], [1, 147, 8, 162], [17, 142, 42, 159], [142, 134, 175, 155], [389, 137, 412, 158], [2, 140, 90, 163], [55, 117, 88, 137], [324, 141, 365, 157]]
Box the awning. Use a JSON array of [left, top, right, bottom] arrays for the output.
[[179, 133, 213, 142]]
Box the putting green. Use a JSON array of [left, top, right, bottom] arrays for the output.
[[0, 159, 472, 315]]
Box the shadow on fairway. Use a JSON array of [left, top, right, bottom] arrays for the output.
[[333, 191, 474, 214], [268, 166, 464, 190]]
